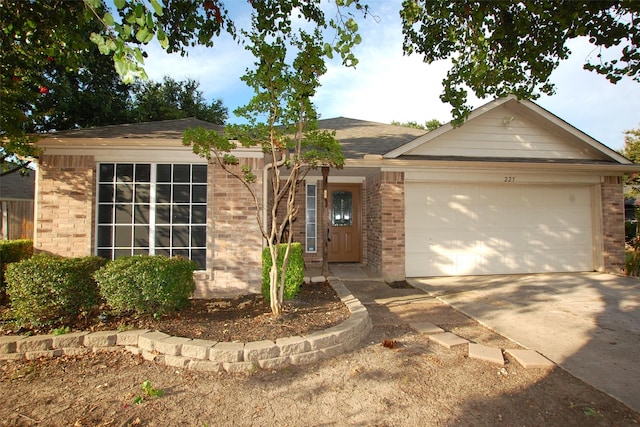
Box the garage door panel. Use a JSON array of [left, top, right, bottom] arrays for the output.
[[406, 183, 594, 276]]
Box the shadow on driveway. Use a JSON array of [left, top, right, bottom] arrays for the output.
[[410, 272, 640, 413]]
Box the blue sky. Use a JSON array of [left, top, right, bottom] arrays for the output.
[[141, 1, 640, 151]]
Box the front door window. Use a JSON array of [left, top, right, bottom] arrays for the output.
[[331, 191, 353, 226]]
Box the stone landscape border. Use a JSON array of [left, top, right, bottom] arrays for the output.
[[0, 279, 372, 373]]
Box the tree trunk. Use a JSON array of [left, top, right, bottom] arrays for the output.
[[269, 263, 282, 316]]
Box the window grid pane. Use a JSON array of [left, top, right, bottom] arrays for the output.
[[96, 163, 207, 270], [305, 183, 317, 253]]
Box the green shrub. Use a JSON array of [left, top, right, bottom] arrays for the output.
[[5, 254, 106, 327], [94, 255, 196, 316], [261, 243, 304, 301], [626, 250, 640, 276], [0, 239, 33, 295]]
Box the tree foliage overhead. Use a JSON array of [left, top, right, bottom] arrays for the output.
[[1, 0, 226, 175], [29, 44, 133, 133], [131, 76, 227, 124], [1, 0, 107, 174], [400, 1, 640, 124], [391, 119, 442, 131], [622, 124, 640, 197], [84, 0, 368, 83], [622, 126, 640, 162]]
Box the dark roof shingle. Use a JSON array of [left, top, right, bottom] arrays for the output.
[[318, 117, 427, 159], [47, 118, 223, 140]]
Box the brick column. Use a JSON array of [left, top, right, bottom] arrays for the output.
[[202, 157, 264, 298], [35, 155, 95, 257], [380, 171, 405, 281], [601, 177, 625, 274]]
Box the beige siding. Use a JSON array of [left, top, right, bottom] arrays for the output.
[[406, 105, 596, 160]]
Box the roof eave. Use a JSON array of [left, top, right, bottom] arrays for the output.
[[347, 157, 640, 175]]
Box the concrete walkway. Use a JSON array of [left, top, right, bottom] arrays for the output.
[[321, 266, 640, 412], [409, 272, 640, 414]]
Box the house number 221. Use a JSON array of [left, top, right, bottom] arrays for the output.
[[504, 176, 516, 182]]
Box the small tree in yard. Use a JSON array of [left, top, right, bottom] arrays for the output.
[[622, 124, 640, 195], [183, 16, 344, 316]]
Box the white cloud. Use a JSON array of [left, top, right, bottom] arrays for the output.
[[314, 6, 455, 125]]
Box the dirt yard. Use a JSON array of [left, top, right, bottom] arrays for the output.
[[1, 282, 639, 426]]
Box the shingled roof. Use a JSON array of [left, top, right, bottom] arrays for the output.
[[46, 118, 223, 140], [41, 117, 425, 159], [318, 117, 427, 159]]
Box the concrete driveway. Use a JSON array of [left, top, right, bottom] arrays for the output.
[[409, 272, 640, 413]]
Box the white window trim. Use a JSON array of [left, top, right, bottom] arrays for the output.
[[95, 162, 207, 270], [305, 183, 317, 253]]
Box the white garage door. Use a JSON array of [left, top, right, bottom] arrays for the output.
[[405, 183, 594, 277]]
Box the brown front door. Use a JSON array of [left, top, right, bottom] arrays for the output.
[[328, 184, 362, 262]]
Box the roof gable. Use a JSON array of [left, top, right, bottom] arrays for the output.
[[384, 96, 630, 164]]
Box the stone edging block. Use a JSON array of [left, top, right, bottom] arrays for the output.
[[52, 331, 88, 349], [181, 339, 216, 360], [210, 342, 244, 363], [0, 336, 22, 353], [138, 331, 170, 351], [244, 340, 279, 362], [16, 335, 53, 353], [117, 329, 150, 346], [84, 331, 117, 348], [0, 278, 371, 373]]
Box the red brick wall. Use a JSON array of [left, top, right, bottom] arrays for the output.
[[601, 177, 625, 274], [36, 154, 266, 299], [35, 155, 95, 257], [365, 171, 405, 280], [200, 157, 265, 298], [380, 172, 405, 280]]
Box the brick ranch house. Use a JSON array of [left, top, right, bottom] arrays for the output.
[[34, 96, 639, 298]]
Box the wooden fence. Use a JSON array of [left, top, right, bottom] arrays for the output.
[[0, 200, 34, 240]]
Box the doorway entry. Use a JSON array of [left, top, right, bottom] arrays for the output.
[[327, 183, 362, 262]]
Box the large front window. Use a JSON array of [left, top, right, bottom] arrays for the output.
[[96, 163, 207, 269]]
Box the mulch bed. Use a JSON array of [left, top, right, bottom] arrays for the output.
[[0, 281, 351, 343]]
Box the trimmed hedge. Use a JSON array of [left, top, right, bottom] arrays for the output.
[[5, 254, 106, 327], [94, 255, 196, 316], [262, 242, 304, 301], [0, 239, 33, 295]]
